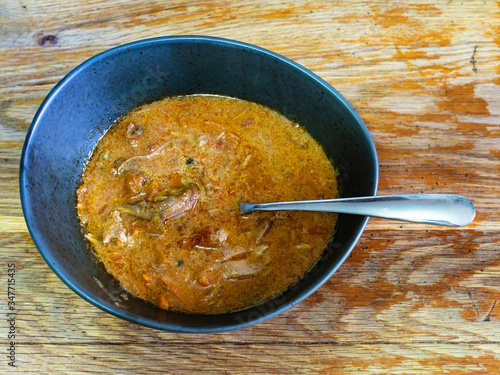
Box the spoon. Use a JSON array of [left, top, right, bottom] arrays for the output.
[[239, 194, 475, 227]]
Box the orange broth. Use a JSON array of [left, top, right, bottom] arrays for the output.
[[77, 95, 339, 314]]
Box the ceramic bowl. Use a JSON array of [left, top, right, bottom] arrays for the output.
[[20, 36, 378, 332]]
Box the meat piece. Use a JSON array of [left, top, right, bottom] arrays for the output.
[[102, 210, 127, 245], [161, 275, 192, 308], [194, 226, 228, 250], [225, 260, 261, 279], [118, 184, 200, 222], [255, 219, 272, 244], [197, 274, 210, 287], [160, 185, 199, 221], [221, 245, 247, 259], [125, 172, 147, 194], [119, 202, 155, 220], [116, 144, 168, 175], [146, 179, 161, 201]]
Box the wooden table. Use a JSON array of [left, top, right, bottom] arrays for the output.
[[1, 0, 499, 373]]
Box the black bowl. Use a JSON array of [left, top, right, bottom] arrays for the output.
[[20, 36, 378, 332]]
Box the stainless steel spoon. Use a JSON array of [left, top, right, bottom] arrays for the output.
[[239, 194, 475, 227]]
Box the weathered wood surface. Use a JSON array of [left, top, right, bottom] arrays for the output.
[[1, 0, 499, 373]]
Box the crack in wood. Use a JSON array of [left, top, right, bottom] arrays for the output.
[[466, 288, 480, 318], [15, 340, 500, 346], [470, 45, 478, 73], [483, 300, 497, 322]]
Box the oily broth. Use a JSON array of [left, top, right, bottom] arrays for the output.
[[77, 95, 339, 314]]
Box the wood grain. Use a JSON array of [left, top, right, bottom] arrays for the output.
[[1, 0, 500, 373]]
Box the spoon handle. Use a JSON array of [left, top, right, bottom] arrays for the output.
[[239, 194, 475, 227]]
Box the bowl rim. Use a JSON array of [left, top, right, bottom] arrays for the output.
[[20, 35, 379, 332]]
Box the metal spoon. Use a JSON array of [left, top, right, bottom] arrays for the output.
[[239, 194, 475, 227]]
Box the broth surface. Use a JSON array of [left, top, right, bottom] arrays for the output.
[[77, 95, 339, 314]]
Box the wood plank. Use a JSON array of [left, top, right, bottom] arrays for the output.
[[9, 343, 500, 374]]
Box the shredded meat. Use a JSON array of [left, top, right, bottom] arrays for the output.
[[102, 210, 127, 245], [160, 185, 199, 221]]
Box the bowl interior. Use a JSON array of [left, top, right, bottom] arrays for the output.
[[20, 36, 378, 332]]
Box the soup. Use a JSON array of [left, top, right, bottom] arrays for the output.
[[77, 95, 339, 314]]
